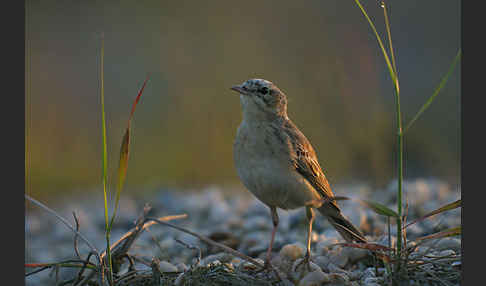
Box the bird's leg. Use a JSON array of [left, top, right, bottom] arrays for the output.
[[296, 206, 315, 272], [264, 206, 279, 269]]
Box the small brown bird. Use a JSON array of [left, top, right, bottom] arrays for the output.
[[231, 78, 366, 268]]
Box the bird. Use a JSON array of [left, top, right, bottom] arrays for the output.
[[230, 78, 366, 269]]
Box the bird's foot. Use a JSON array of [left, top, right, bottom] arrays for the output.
[[256, 259, 274, 273], [256, 259, 282, 281], [294, 253, 312, 273]]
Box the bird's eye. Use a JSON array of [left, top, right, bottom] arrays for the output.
[[260, 87, 269, 95]]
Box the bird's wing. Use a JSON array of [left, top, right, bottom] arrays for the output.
[[282, 120, 340, 210]]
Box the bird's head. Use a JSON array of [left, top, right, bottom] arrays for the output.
[[231, 79, 288, 119]]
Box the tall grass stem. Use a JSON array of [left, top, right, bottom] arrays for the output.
[[99, 33, 114, 285], [382, 0, 404, 266]]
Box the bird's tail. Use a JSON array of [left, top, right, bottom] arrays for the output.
[[317, 205, 367, 243]]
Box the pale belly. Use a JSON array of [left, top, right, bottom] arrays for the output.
[[234, 125, 322, 210]]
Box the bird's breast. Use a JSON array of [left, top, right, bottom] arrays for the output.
[[233, 121, 321, 209]]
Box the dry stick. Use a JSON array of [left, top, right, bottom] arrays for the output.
[[72, 212, 82, 260], [130, 255, 153, 267], [146, 217, 265, 269], [25, 195, 105, 285], [25, 195, 100, 260], [421, 267, 453, 286], [101, 203, 153, 262], [26, 260, 97, 277], [100, 214, 188, 260], [73, 252, 97, 286], [123, 254, 136, 271], [26, 265, 51, 277]]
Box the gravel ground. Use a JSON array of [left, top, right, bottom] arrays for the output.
[[25, 178, 461, 285]]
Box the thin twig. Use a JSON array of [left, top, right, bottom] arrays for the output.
[[124, 254, 136, 272], [100, 214, 187, 260], [25, 194, 104, 284], [130, 255, 153, 267], [72, 212, 82, 260], [26, 260, 97, 277], [26, 265, 51, 277], [73, 251, 97, 285], [421, 267, 454, 286], [25, 195, 100, 258]]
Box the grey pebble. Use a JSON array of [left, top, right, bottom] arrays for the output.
[[24, 179, 460, 285], [158, 260, 178, 272], [298, 269, 330, 286]]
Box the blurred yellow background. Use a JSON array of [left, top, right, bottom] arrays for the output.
[[25, 1, 460, 201]]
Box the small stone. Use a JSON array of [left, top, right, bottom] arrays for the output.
[[436, 237, 461, 251], [158, 261, 178, 272], [239, 258, 265, 271], [344, 246, 369, 262], [279, 243, 305, 261], [363, 277, 380, 286], [329, 249, 349, 268], [347, 270, 363, 281], [328, 272, 350, 284], [175, 262, 188, 272], [271, 255, 293, 274], [313, 255, 331, 270], [438, 249, 455, 257], [315, 238, 340, 255], [158, 237, 176, 251], [298, 269, 330, 286], [361, 267, 376, 281], [200, 253, 231, 266], [280, 278, 296, 286], [327, 262, 347, 275]]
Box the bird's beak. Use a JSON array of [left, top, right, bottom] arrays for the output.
[[230, 85, 247, 95]]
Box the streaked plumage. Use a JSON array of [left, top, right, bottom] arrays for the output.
[[231, 79, 366, 268]]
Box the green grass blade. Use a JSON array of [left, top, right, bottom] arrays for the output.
[[404, 199, 461, 229], [383, 2, 397, 76], [354, 0, 398, 93], [358, 199, 399, 218], [404, 49, 461, 133], [100, 34, 109, 229], [99, 33, 113, 285]]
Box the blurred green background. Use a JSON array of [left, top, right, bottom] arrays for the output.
[[25, 0, 460, 201]]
